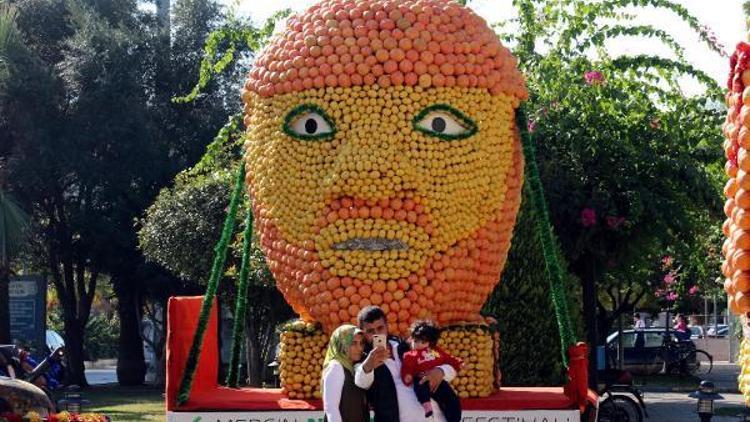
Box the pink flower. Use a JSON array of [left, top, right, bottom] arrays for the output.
[[654, 289, 663, 297], [666, 292, 678, 301], [663, 272, 677, 285], [584, 71, 604, 85], [606, 216, 625, 229], [689, 286, 699, 295], [580, 208, 597, 227], [661, 255, 673, 267], [527, 119, 537, 133]]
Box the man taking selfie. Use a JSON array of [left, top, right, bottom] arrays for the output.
[[354, 306, 457, 421]]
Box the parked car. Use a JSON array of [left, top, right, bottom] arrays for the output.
[[688, 325, 704, 339], [706, 324, 728, 337], [605, 328, 694, 375]]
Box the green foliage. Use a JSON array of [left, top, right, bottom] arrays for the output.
[[0, 190, 29, 265], [516, 108, 576, 366], [174, 9, 290, 104], [502, 0, 725, 341], [484, 188, 582, 385], [0, 0, 235, 385], [0, 4, 19, 79], [177, 163, 245, 406], [83, 314, 121, 361], [48, 301, 120, 361]]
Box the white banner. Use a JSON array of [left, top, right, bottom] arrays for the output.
[[166, 410, 579, 422]]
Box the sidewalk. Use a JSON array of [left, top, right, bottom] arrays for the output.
[[644, 392, 747, 421], [639, 361, 741, 393], [707, 361, 741, 393]]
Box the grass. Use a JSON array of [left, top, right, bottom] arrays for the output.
[[715, 405, 750, 417], [58, 384, 164, 421]]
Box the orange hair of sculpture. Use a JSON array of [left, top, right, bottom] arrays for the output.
[[244, 0, 527, 100]]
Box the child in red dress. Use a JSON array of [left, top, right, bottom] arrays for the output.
[[400, 320, 462, 422]]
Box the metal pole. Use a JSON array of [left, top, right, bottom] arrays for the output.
[[1, 190, 6, 267], [617, 287, 624, 370], [729, 310, 737, 363], [704, 296, 708, 328], [713, 295, 718, 335]]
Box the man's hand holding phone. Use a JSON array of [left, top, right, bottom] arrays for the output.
[[362, 334, 388, 373]]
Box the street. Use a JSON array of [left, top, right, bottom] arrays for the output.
[[642, 392, 746, 421], [85, 368, 117, 385]]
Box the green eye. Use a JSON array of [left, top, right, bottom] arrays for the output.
[[283, 104, 336, 141], [413, 104, 477, 141]]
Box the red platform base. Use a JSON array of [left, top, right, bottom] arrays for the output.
[[166, 297, 597, 421], [173, 385, 588, 412]]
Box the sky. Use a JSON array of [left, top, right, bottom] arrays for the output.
[[224, 0, 746, 96]]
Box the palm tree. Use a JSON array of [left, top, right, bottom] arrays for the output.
[[0, 4, 27, 344], [0, 4, 19, 79], [0, 189, 29, 343]]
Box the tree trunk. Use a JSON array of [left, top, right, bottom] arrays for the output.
[[244, 310, 261, 387], [576, 256, 599, 390], [0, 266, 10, 344], [63, 319, 88, 387], [115, 279, 146, 386]]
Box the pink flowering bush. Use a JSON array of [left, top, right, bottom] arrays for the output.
[[584, 70, 604, 85], [580, 207, 597, 227]]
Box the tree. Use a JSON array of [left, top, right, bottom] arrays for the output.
[[0, 189, 29, 344], [0, 0, 230, 386], [503, 0, 726, 381], [139, 116, 295, 386], [141, 0, 726, 386], [0, 4, 31, 345], [484, 188, 583, 385]]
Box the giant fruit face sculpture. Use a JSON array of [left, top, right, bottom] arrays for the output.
[[243, 0, 527, 335]]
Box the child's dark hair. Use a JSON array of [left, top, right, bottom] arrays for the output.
[[410, 320, 440, 346]]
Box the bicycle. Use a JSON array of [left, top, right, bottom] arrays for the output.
[[659, 333, 713, 376]]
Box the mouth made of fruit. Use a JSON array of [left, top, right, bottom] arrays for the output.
[[314, 218, 431, 280], [332, 237, 408, 251]]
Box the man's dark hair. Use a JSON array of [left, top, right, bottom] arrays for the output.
[[410, 320, 440, 347], [358, 306, 386, 327], [634, 313, 640, 319]]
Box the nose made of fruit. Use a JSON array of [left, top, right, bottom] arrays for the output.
[[243, 0, 527, 335]]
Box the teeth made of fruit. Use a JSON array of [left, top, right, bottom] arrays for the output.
[[242, 0, 527, 337]]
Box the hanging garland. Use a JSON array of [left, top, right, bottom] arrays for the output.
[[176, 162, 246, 406], [225, 205, 254, 387], [515, 107, 576, 365]]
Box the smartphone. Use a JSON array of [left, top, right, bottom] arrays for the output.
[[372, 334, 387, 349]]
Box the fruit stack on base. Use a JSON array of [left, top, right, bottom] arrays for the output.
[[278, 320, 327, 399], [438, 323, 498, 398]]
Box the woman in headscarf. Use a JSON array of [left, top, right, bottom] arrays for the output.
[[322, 324, 369, 422]]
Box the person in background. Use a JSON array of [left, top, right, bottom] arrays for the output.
[[633, 313, 645, 349], [673, 314, 690, 341]]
